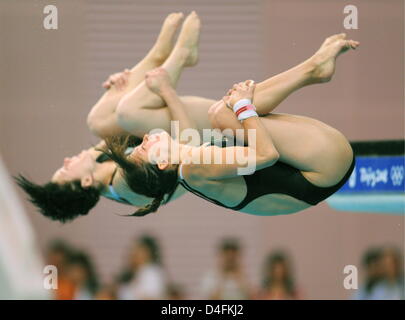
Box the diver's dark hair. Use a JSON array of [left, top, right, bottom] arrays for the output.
[[15, 175, 100, 223], [102, 135, 178, 217]]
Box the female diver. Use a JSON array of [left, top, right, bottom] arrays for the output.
[[16, 12, 193, 222], [103, 60, 356, 216], [16, 11, 359, 220]]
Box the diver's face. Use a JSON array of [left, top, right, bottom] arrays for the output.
[[130, 131, 173, 166], [51, 150, 96, 184]]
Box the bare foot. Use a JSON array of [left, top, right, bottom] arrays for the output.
[[172, 11, 201, 67], [310, 33, 360, 83], [151, 12, 184, 63]]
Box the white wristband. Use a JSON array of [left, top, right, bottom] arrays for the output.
[[233, 98, 258, 121], [239, 109, 258, 121], [233, 99, 252, 113]]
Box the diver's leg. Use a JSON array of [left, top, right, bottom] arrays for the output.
[[87, 13, 184, 137], [116, 12, 201, 136], [209, 34, 359, 131], [252, 33, 359, 115]]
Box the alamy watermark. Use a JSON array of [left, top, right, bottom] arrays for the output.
[[343, 5, 358, 30], [343, 265, 358, 290], [43, 265, 58, 290], [145, 121, 259, 175], [43, 5, 58, 30]]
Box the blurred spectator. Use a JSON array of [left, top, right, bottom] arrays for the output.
[[66, 251, 99, 300], [167, 283, 186, 300], [116, 234, 167, 299], [45, 239, 75, 300], [200, 238, 250, 299], [94, 284, 118, 300], [257, 251, 300, 300], [371, 246, 404, 300], [352, 247, 383, 300]]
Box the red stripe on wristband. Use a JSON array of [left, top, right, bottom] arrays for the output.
[[235, 104, 256, 117]]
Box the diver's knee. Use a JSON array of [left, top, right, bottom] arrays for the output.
[[116, 97, 136, 130], [209, 100, 227, 118], [208, 101, 225, 128]]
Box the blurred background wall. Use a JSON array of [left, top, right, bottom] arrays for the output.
[[0, 0, 403, 299]]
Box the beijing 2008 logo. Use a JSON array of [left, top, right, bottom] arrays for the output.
[[390, 165, 404, 186], [348, 167, 357, 188]]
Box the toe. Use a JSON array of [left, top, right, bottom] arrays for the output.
[[338, 33, 347, 39]]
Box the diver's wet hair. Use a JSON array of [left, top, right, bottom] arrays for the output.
[[102, 135, 178, 217], [15, 175, 100, 223]]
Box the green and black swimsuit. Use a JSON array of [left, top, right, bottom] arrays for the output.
[[178, 138, 356, 210]]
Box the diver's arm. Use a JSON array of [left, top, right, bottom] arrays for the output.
[[184, 82, 279, 180], [145, 68, 198, 144], [160, 86, 198, 134], [224, 81, 279, 165]]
